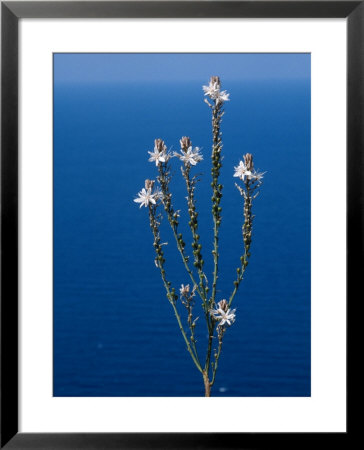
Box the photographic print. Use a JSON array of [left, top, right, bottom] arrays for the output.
[[53, 53, 310, 397]]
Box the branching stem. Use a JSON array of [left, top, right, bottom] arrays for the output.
[[158, 162, 205, 301], [148, 204, 203, 373]]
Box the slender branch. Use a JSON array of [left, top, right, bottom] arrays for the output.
[[180, 287, 201, 366], [211, 327, 224, 386], [182, 162, 213, 343], [182, 164, 208, 304], [229, 174, 261, 307], [228, 182, 252, 306]]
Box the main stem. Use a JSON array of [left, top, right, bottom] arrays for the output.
[[203, 372, 211, 397]]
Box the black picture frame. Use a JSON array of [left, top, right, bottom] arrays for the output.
[[1, 1, 358, 448]]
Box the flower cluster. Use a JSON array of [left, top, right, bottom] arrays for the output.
[[146, 136, 204, 168], [135, 136, 203, 208], [203, 76, 230, 104]]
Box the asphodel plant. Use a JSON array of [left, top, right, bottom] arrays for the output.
[[134, 76, 265, 396]]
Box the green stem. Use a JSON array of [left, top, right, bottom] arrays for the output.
[[170, 300, 202, 372], [229, 182, 253, 307], [183, 165, 207, 304], [211, 333, 223, 386]]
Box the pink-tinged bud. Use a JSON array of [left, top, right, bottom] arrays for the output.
[[154, 138, 165, 153], [243, 153, 254, 171], [210, 76, 221, 88], [145, 179, 155, 190], [180, 136, 191, 152], [217, 299, 228, 311]]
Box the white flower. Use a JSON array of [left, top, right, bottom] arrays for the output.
[[133, 187, 156, 208], [148, 147, 167, 166], [233, 161, 251, 180], [210, 300, 236, 326], [251, 169, 265, 182], [148, 139, 170, 166], [217, 90, 230, 103], [203, 81, 221, 99], [234, 161, 265, 182], [203, 76, 230, 104], [175, 146, 203, 166]]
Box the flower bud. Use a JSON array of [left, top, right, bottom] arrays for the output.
[[180, 136, 191, 151], [154, 138, 166, 153], [243, 153, 254, 171], [210, 76, 221, 88], [145, 179, 155, 190], [217, 299, 228, 312]]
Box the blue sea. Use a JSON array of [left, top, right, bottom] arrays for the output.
[[54, 57, 310, 397]]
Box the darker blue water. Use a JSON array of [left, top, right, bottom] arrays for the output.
[[54, 77, 310, 396]]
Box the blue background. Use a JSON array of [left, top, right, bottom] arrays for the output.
[[54, 53, 311, 397]]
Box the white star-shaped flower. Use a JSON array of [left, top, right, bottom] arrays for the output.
[[251, 169, 266, 182], [133, 188, 157, 208], [233, 161, 252, 180], [175, 146, 203, 166], [234, 161, 266, 182], [216, 90, 230, 104], [210, 300, 236, 326], [203, 81, 221, 99], [203, 78, 230, 104], [148, 147, 167, 166]]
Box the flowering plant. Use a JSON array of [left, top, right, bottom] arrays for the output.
[[134, 76, 265, 396]]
